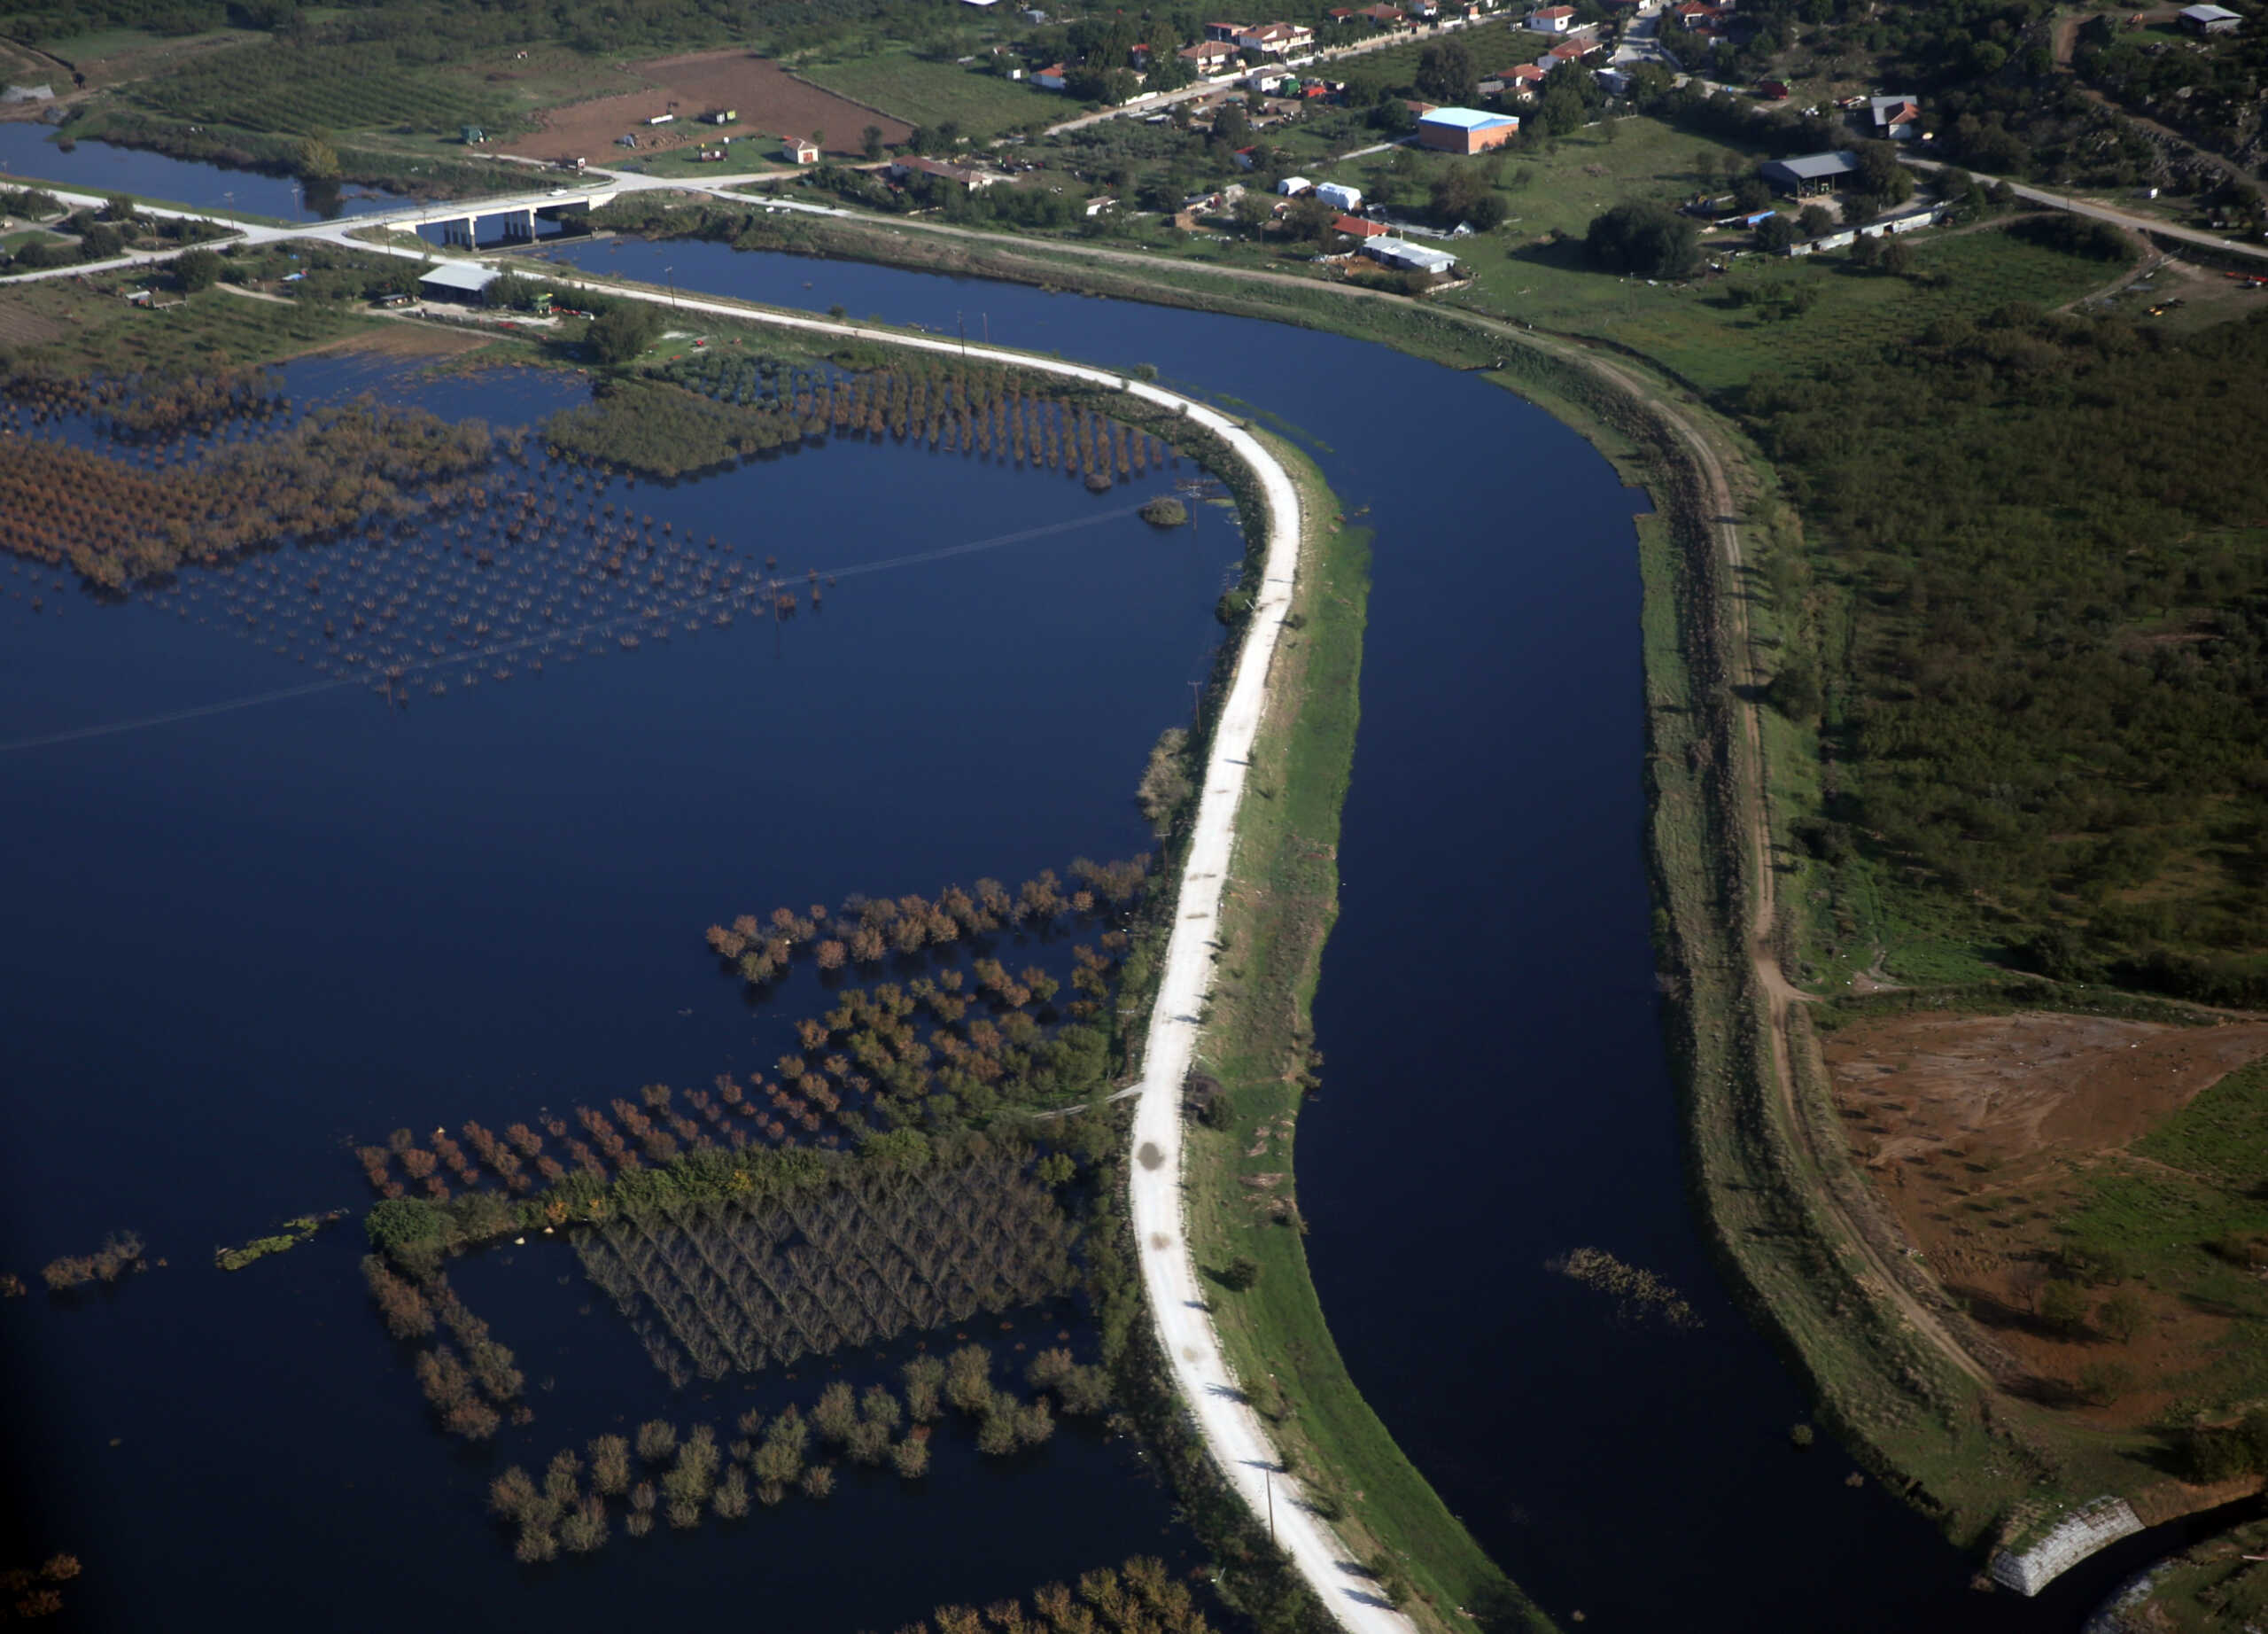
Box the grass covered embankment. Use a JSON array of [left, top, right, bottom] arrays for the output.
[[1176, 440, 1552, 1634]]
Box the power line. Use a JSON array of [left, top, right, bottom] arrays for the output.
[[0, 499, 1159, 756]]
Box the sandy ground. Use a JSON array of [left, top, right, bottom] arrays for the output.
[[498, 51, 906, 164], [1824, 1011, 2268, 1421]]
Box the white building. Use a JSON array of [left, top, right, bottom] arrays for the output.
[[1314, 181, 1363, 211]]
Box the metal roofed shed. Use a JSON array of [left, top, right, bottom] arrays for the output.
[[1417, 106, 1520, 153], [1759, 150, 1859, 195], [416, 262, 501, 303], [1363, 236, 1458, 276], [2179, 3, 2241, 29]]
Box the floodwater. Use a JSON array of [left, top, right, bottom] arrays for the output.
[[0, 351, 1231, 1630], [0, 121, 404, 219]]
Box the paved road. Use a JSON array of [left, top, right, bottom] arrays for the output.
[[1902, 154, 2268, 264]]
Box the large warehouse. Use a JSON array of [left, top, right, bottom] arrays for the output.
[[1417, 107, 1520, 154]]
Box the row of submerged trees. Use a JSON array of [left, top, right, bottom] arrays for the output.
[[666, 350, 1183, 485], [711, 858, 1148, 986], [0, 400, 495, 589], [0, 362, 291, 443], [362, 1254, 527, 1440], [571, 1145, 1079, 1386], [485, 1341, 1108, 1560]]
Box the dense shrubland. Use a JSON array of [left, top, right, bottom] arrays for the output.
[[1741, 307, 2268, 997]]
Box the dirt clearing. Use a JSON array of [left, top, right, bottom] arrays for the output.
[[499, 51, 905, 164], [1824, 1010, 2268, 1423]]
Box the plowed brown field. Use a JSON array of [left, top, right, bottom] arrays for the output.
[[499, 51, 906, 163]]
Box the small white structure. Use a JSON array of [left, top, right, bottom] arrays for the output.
[[1277, 175, 1315, 195], [1313, 181, 1363, 211], [1526, 4, 1576, 27], [1363, 236, 1457, 275]]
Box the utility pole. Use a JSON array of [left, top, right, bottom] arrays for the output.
[[957, 308, 967, 360], [664, 264, 677, 308], [1266, 1471, 1276, 1545]]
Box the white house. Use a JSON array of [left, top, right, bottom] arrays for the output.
[[1526, 4, 1576, 29], [1237, 20, 1315, 52], [1180, 39, 1241, 73]]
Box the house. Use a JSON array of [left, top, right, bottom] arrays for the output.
[[1759, 149, 1859, 195], [1278, 174, 1315, 194], [1538, 38, 1595, 67], [784, 136, 821, 164], [1180, 39, 1241, 72], [2179, 3, 2241, 32], [1246, 66, 1301, 92], [1408, 0, 1441, 18], [1484, 61, 1548, 96], [460, 125, 486, 144], [416, 263, 501, 305], [1314, 180, 1363, 210], [1418, 106, 1520, 152], [1033, 62, 1070, 89], [1332, 213, 1389, 237], [1526, 4, 1576, 28], [1866, 93, 1922, 139], [1670, 1, 1721, 27], [1204, 20, 1252, 40], [1237, 21, 1314, 52], [1355, 4, 1409, 26], [1363, 237, 1459, 275]]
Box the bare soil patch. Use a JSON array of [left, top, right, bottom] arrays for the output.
[[0, 288, 70, 347], [293, 319, 500, 360], [499, 50, 905, 164], [1824, 1010, 2268, 1424]]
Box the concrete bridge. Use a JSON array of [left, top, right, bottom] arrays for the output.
[[379, 187, 619, 245]]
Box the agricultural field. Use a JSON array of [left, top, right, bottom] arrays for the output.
[[500, 51, 906, 163], [797, 47, 1055, 139], [130, 40, 517, 139]]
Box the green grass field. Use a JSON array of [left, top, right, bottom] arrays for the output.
[[1301, 116, 2114, 389], [798, 48, 1054, 137]]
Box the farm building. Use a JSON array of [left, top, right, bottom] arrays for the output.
[[1866, 94, 1922, 139], [891, 156, 1008, 189], [1363, 237, 1458, 276], [1278, 174, 1315, 195], [783, 136, 821, 164], [1418, 107, 1520, 153], [1760, 150, 1858, 195], [1314, 181, 1363, 210], [1332, 214, 1389, 237], [2179, 3, 2241, 30], [416, 263, 501, 304]]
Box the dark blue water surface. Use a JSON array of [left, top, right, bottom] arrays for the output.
[[0, 201, 2186, 1630], [0, 121, 405, 219], [0, 351, 1231, 1630]]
